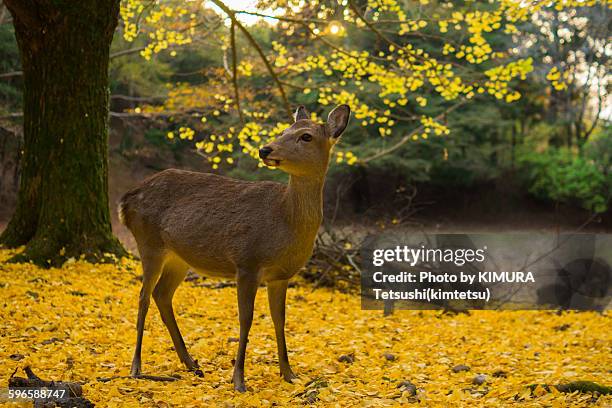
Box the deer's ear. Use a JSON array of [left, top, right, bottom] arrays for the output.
[[294, 105, 309, 122], [326, 104, 350, 139]]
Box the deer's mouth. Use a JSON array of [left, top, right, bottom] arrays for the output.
[[263, 158, 282, 167]]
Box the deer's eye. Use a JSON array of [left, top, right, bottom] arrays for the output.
[[300, 134, 313, 142]]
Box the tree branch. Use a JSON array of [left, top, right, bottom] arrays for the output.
[[347, 0, 401, 49], [109, 47, 146, 59], [361, 100, 466, 164], [1, 47, 156, 81], [0, 70, 22, 79], [346, 0, 468, 86], [209, 0, 292, 120], [0, 112, 23, 119], [301, 21, 387, 62], [582, 82, 604, 142], [234, 10, 328, 24], [230, 20, 244, 123], [1, 19, 222, 81], [110, 94, 165, 102]]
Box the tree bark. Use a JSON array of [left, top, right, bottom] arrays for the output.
[[0, 0, 126, 265]]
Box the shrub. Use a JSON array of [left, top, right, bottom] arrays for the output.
[[518, 148, 610, 213]]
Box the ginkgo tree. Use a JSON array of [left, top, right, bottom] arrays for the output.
[[0, 0, 127, 265], [118, 0, 600, 172]]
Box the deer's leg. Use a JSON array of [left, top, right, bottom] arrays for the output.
[[232, 270, 259, 393], [267, 279, 297, 382], [153, 261, 198, 371], [131, 253, 163, 377]]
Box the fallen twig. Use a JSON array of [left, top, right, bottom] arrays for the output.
[[97, 374, 181, 383], [8, 366, 93, 407]]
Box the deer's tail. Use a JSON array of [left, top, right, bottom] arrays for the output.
[[118, 199, 128, 226]]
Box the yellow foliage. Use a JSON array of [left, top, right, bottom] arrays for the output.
[[1, 249, 611, 406], [484, 58, 533, 100], [117, 0, 600, 169], [546, 67, 569, 91]]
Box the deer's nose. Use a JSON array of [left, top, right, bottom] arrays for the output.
[[259, 146, 273, 159]]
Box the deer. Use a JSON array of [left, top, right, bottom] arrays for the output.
[[118, 104, 350, 392]]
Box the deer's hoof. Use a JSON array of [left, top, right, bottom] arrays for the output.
[[234, 383, 247, 393], [185, 357, 199, 370], [281, 368, 298, 383], [193, 368, 204, 378]]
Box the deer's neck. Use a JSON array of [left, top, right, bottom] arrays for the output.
[[283, 174, 324, 237]]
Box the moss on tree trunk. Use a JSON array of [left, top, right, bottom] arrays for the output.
[[0, 0, 126, 266]]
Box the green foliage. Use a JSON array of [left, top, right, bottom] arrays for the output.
[[144, 128, 174, 148], [518, 147, 610, 213], [110, 37, 172, 97], [585, 128, 612, 174]]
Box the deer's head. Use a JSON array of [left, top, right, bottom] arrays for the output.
[[259, 105, 351, 177]]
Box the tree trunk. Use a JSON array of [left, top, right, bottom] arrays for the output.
[[0, 0, 126, 266]]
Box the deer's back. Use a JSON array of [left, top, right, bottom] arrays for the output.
[[120, 169, 292, 275]]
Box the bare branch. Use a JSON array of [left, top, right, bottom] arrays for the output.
[[230, 20, 244, 123], [109, 110, 188, 118], [109, 107, 213, 118], [302, 22, 388, 62], [209, 0, 292, 119], [347, 0, 401, 49], [234, 10, 328, 24], [0, 50, 146, 81], [583, 82, 604, 142], [110, 94, 165, 102], [361, 100, 466, 164], [109, 47, 146, 59], [0, 112, 22, 119], [8, 110, 171, 120], [0, 47, 160, 81], [0, 70, 21, 79]]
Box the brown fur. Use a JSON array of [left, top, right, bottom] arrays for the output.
[[120, 170, 320, 280], [120, 104, 350, 391]]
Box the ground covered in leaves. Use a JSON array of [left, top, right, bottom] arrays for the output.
[[1, 249, 610, 407]]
